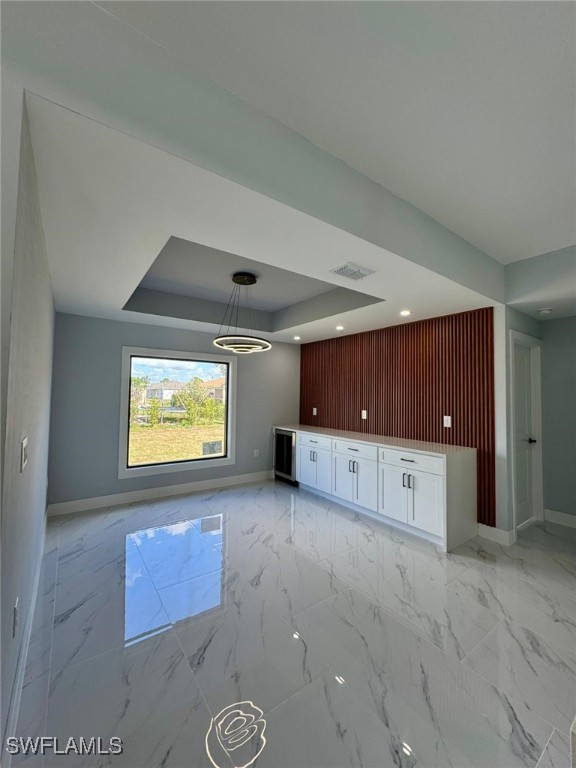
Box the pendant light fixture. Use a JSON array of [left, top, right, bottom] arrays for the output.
[[213, 272, 272, 354]]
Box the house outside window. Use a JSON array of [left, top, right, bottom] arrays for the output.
[[118, 347, 236, 479]]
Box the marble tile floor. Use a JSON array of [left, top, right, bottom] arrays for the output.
[[12, 482, 575, 767]]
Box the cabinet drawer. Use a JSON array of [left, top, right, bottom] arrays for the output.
[[298, 433, 332, 451], [379, 448, 444, 476], [333, 440, 378, 461]]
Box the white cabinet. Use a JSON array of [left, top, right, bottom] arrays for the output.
[[408, 469, 443, 536], [379, 465, 443, 536], [333, 449, 378, 512], [297, 445, 332, 493], [380, 464, 409, 523], [279, 425, 477, 551], [354, 457, 378, 512]]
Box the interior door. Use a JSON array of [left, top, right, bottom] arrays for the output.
[[513, 343, 534, 526], [333, 454, 355, 501], [379, 464, 407, 522]]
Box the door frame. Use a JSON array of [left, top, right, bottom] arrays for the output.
[[509, 330, 544, 531]]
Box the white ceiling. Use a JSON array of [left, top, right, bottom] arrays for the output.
[[26, 94, 495, 344], [96, 1, 576, 264], [140, 238, 338, 311]]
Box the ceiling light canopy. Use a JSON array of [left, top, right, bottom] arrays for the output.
[[213, 272, 272, 354]]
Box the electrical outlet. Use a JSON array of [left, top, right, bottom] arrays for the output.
[[312, 407, 317, 416], [13, 597, 19, 638], [20, 437, 28, 472], [443, 415, 452, 428], [361, 410, 367, 420], [253, 449, 260, 458]]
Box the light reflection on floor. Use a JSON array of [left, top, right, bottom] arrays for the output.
[[125, 515, 224, 644]]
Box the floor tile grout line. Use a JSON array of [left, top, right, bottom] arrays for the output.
[[534, 726, 555, 768], [458, 618, 504, 666]]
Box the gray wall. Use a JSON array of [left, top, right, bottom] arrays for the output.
[[1, 108, 54, 737], [542, 317, 576, 517], [506, 246, 576, 319], [48, 314, 300, 504]]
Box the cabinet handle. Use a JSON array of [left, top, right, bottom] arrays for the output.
[[309, 451, 313, 462], [402, 472, 406, 488], [310, 440, 318, 444], [348, 460, 353, 472], [408, 474, 414, 489], [348, 448, 359, 452], [354, 461, 358, 474], [400, 458, 415, 463], [314, 451, 317, 462]]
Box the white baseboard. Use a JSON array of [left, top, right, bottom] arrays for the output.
[[47, 470, 274, 517], [478, 523, 516, 546], [2, 521, 46, 766], [516, 516, 538, 532], [544, 508, 576, 529]]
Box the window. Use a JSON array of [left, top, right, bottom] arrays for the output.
[[119, 347, 236, 478]]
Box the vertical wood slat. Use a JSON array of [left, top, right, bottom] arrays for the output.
[[299, 307, 495, 527]]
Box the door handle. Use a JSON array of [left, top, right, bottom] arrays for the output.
[[528, 438, 537, 444], [407, 474, 414, 489], [313, 451, 317, 462], [402, 472, 406, 488], [353, 461, 358, 474], [310, 451, 313, 461], [349, 460, 352, 472]]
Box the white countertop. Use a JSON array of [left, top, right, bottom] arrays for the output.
[[274, 424, 476, 457]]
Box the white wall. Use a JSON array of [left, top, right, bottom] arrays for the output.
[[1, 106, 54, 740], [48, 314, 299, 505]]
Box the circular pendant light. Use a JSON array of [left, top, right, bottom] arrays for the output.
[[213, 272, 272, 354]]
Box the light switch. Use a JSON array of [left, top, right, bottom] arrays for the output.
[[361, 410, 367, 420], [312, 407, 317, 416], [443, 416, 452, 428]]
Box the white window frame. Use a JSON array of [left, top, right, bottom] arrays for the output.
[[118, 346, 237, 479]]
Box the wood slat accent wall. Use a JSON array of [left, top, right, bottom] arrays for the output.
[[299, 308, 495, 526]]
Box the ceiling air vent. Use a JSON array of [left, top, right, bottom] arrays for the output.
[[330, 262, 375, 281]]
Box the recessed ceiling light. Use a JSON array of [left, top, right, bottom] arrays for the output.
[[400, 310, 411, 317], [537, 307, 553, 315], [294, 336, 301, 341], [336, 325, 344, 331]]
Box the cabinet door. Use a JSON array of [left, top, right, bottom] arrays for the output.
[[408, 470, 443, 536], [332, 454, 355, 501], [353, 458, 378, 511], [379, 464, 408, 522], [297, 445, 316, 487], [314, 448, 332, 494]]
